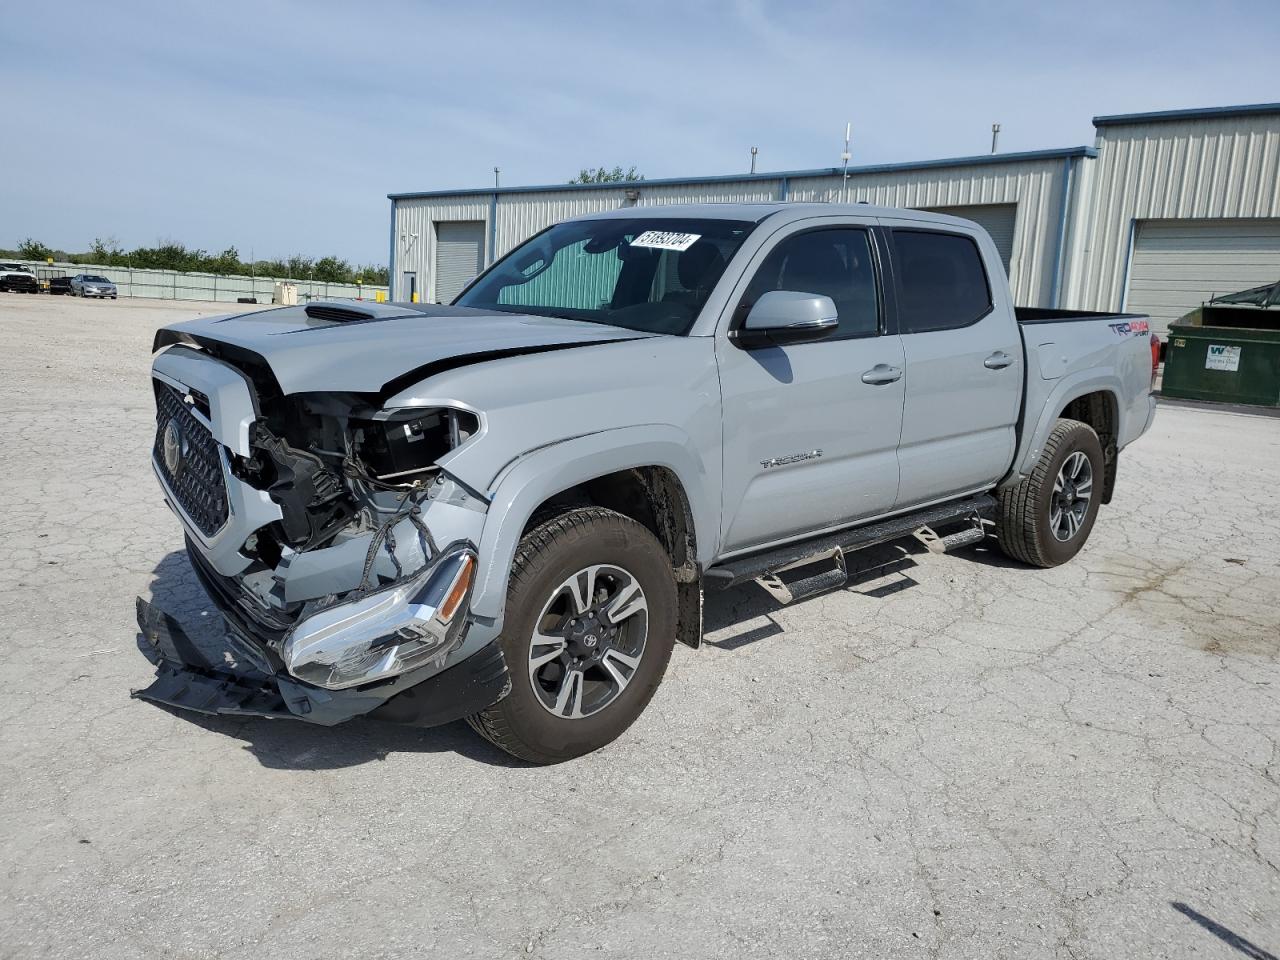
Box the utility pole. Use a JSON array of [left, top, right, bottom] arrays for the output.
[[840, 123, 852, 203], [750, 146, 758, 174], [991, 123, 1001, 154]]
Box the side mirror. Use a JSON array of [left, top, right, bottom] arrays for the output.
[[730, 290, 839, 348]]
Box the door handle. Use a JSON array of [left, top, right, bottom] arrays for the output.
[[861, 364, 902, 385], [984, 351, 1014, 370]]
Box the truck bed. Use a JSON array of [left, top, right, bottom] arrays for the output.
[[1009, 305, 1156, 485], [1015, 307, 1147, 325]]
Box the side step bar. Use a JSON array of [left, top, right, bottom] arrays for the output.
[[705, 494, 995, 603]]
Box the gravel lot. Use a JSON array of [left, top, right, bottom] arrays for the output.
[[2, 292, 1278, 960]]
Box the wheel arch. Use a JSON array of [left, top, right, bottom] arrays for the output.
[[470, 426, 716, 646], [1058, 390, 1120, 503], [1013, 371, 1125, 494]]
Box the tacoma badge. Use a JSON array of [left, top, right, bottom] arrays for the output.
[[761, 449, 823, 469]]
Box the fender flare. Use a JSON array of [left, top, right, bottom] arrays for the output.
[[468, 425, 718, 624], [1013, 369, 1124, 478]]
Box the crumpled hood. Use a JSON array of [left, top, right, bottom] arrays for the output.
[[154, 302, 654, 397]]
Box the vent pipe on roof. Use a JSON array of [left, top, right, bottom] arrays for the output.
[[750, 146, 758, 174], [991, 123, 1001, 154], [840, 122, 852, 203]]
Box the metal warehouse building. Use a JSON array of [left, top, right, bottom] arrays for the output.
[[389, 102, 1280, 335]]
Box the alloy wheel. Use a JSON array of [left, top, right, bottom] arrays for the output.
[[1050, 450, 1093, 541], [527, 564, 648, 719]]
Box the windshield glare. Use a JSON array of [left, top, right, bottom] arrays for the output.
[[456, 217, 756, 335]]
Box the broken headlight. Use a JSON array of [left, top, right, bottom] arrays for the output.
[[282, 543, 477, 690], [355, 408, 480, 486]]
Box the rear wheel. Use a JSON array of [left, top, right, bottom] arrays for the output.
[[995, 418, 1104, 567], [467, 507, 676, 764]]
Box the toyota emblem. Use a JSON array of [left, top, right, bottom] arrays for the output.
[[162, 419, 186, 477]]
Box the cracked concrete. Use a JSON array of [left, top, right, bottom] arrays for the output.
[[1, 292, 1277, 959]]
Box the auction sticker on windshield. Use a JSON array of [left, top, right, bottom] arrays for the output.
[[631, 231, 701, 252]]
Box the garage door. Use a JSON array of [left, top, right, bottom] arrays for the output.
[[433, 221, 486, 303], [1127, 218, 1280, 335], [921, 203, 1017, 273]]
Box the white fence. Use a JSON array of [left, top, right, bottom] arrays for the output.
[[13, 260, 389, 303]]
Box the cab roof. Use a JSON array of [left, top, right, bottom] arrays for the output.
[[580, 201, 981, 230]]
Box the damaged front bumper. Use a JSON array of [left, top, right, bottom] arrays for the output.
[[133, 595, 510, 727], [139, 341, 512, 727]]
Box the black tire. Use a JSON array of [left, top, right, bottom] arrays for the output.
[[467, 506, 677, 764], [995, 418, 1104, 568]]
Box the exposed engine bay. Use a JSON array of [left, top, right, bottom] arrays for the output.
[[233, 392, 479, 565], [147, 330, 492, 701]]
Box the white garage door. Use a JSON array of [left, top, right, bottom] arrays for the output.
[[1127, 218, 1280, 335], [433, 221, 486, 303], [921, 203, 1017, 273]]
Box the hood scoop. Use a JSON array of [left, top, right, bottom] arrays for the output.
[[304, 303, 376, 324]]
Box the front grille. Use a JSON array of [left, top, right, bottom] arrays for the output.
[[153, 381, 229, 537]]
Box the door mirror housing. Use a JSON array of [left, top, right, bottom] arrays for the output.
[[730, 290, 839, 348]]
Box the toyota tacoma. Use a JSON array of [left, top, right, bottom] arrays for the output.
[[134, 203, 1158, 762]]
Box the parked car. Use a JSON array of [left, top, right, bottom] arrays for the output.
[[135, 203, 1158, 762], [0, 263, 39, 293], [69, 274, 117, 298]]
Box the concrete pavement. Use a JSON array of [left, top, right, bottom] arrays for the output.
[[1, 293, 1277, 959]]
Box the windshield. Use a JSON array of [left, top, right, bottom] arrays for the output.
[[456, 217, 756, 335], [84, 276, 109, 283]]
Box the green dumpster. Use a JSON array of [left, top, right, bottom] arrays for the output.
[[1161, 281, 1280, 408]]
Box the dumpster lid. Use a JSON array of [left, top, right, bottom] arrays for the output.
[[1209, 280, 1280, 308]]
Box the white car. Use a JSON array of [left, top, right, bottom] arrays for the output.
[[0, 263, 39, 294], [70, 274, 118, 299]]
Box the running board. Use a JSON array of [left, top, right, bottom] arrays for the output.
[[912, 520, 987, 555], [705, 494, 995, 601]]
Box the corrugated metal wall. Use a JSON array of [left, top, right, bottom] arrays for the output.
[[493, 180, 784, 257], [392, 160, 1070, 305], [1071, 113, 1280, 312], [393, 195, 490, 301]]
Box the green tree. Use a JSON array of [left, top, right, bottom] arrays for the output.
[[313, 255, 349, 283], [568, 166, 645, 184], [90, 236, 124, 263], [17, 238, 54, 261], [211, 247, 241, 274]]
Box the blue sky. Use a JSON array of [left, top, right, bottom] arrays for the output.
[[3, 0, 1277, 265]]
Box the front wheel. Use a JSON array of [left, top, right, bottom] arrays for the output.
[[467, 507, 677, 764], [995, 418, 1104, 567]]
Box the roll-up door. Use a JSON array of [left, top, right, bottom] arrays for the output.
[[1126, 218, 1280, 335], [433, 221, 486, 303]]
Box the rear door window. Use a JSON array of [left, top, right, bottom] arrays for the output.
[[891, 230, 992, 333]]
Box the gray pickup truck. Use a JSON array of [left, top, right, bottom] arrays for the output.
[[135, 203, 1158, 762]]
